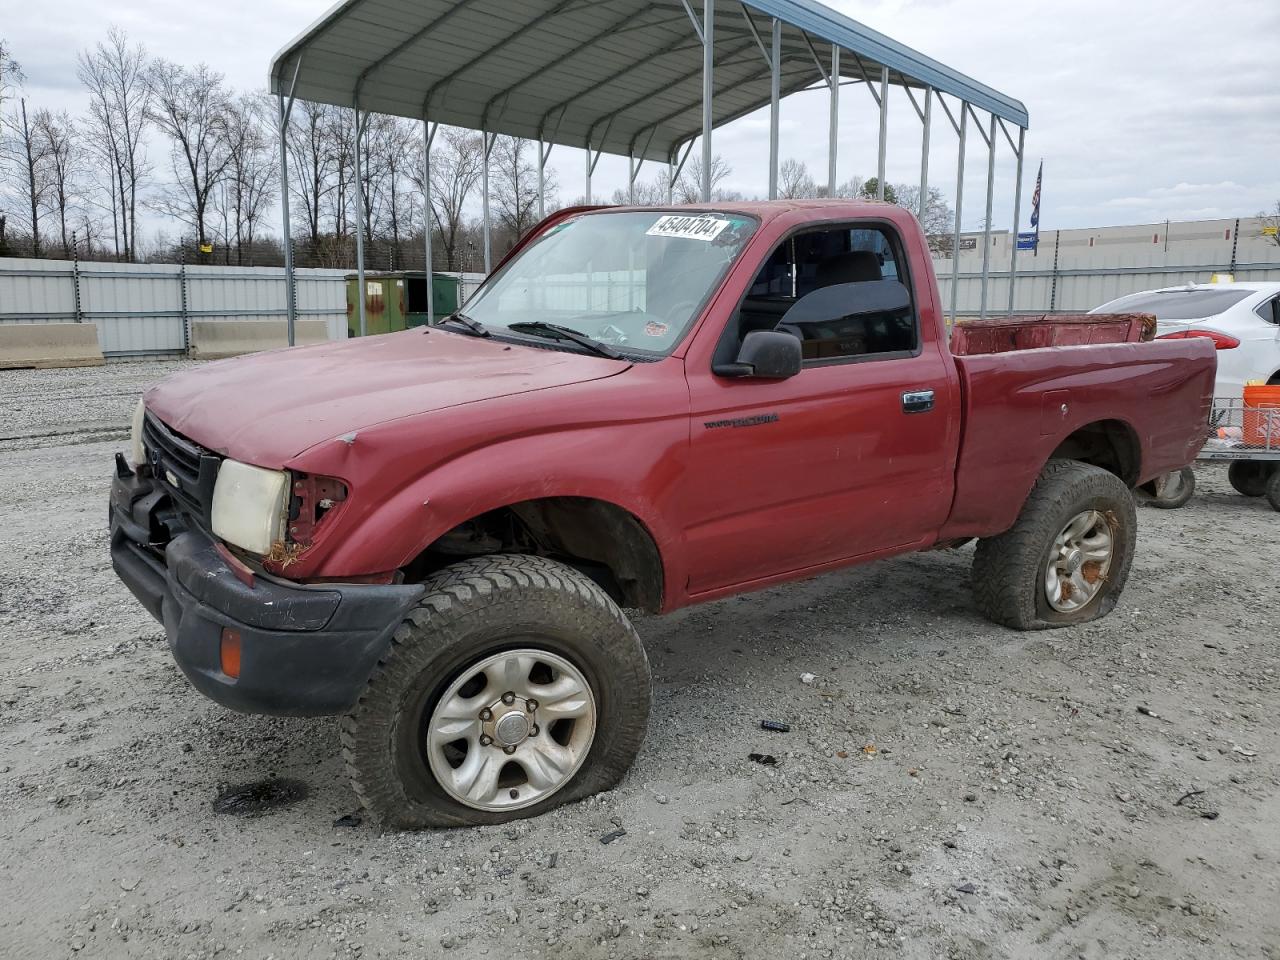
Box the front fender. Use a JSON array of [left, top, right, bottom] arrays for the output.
[[292, 419, 690, 604]]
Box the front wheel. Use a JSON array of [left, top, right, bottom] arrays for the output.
[[971, 460, 1137, 630], [341, 555, 651, 829]]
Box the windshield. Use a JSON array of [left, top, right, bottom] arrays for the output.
[[460, 210, 758, 356], [1093, 288, 1252, 320]]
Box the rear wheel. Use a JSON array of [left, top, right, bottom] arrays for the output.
[[341, 554, 651, 829], [1228, 460, 1274, 498], [1144, 467, 1196, 509], [971, 460, 1137, 630]]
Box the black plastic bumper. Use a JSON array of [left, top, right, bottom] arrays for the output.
[[109, 466, 424, 716]]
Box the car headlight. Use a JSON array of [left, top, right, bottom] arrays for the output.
[[129, 399, 147, 466], [210, 460, 290, 555]]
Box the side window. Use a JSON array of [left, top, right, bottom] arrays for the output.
[[1256, 296, 1280, 325], [720, 223, 918, 367]]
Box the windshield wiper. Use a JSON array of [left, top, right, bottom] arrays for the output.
[[506, 321, 621, 359], [437, 312, 490, 337]]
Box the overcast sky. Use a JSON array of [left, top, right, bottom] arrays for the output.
[[7, 0, 1280, 236]]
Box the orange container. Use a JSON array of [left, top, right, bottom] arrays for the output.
[[1243, 383, 1280, 446]]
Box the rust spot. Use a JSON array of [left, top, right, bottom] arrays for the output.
[[266, 540, 305, 568], [1082, 561, 1106, 585], [1059, 579, 1074, 601]]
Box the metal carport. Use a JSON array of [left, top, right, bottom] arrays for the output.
[[269, 0, 1029, 340]]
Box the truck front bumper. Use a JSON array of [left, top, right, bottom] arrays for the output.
[[109, 466, 423, 717]]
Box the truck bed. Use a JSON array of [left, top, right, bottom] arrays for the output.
[[939, 336, 1217, 541]]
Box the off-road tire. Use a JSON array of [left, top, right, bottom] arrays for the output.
[[1266, 468, 1280, 513], [341, 554, 651, 829], [1228, 460, 1273, 498], [1144, 466, 1196, 510], [971, 459, 1137, 630]]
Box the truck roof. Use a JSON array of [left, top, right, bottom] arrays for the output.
[[608, 198, 911, 224]]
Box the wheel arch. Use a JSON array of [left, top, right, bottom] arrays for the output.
[[403, 496, 666, 614], [1047, 418, 1143, 488]]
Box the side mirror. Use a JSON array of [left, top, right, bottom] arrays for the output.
[[778, 279, 911, 328], [713, 329, 802, 380]]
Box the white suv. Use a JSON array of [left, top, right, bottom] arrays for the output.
[[1092, 282, 1280, 398]]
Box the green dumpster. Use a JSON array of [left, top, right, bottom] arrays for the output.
[[344, 272, 462, 337]]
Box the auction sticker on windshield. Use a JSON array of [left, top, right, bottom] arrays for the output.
[[646, 215, 730, 242]]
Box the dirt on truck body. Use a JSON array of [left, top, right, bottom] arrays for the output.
[[109, 200, 1215, 828]]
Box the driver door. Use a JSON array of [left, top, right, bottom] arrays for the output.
[[679, 222, 957, 595]]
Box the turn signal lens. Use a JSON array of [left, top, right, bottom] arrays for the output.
[[1157, 329, 1240, 349], [220, 628, 242, 679]]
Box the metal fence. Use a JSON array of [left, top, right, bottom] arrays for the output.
[[0, 258, 484, 357], [937, 219, 1280, 317]]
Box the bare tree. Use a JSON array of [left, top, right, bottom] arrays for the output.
[[675, 155, 733, 204], [32, 109, 81, 256], [147, 59, 233, 258], [0, 39, 21, 113], [491, 136, 554, 241], [217, 93, 276, 263], [777, 159, 817, 199], [286, 100, 339, 248], [610, 174, 666, 206], [894, 183, 955, 251], [409, 126, 482, 270], [1258, 200, 1280, 249], [77, 27, 150, 261], [6, 98, 54, 255]]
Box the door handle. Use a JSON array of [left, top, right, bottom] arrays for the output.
[[902, 389, 935, 414]]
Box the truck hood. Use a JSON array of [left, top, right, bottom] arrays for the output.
[[144, 329, 629, 466]]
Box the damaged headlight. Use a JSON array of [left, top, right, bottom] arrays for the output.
[[210, 460, 290, 556], [129, 399, 147, 467]]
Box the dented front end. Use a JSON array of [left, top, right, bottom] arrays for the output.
[[108, 412, 423, 717]]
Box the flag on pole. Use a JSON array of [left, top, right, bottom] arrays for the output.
[[1029, 160, 1043, 234]]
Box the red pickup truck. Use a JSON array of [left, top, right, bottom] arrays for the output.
[[110, 200, 1214, 828]]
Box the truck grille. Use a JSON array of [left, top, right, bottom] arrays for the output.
[[142, 413, 221, 523]]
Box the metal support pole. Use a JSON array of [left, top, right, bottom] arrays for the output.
[[700, 0, 715, 201], [949, 102, 967, 326], [584, 142, 592, 203], [423, 119, 436, 322], [768, 18, 780, 200], [918, 87, 932, 221], [979, 112, 997, 319], [1007, 125, 1025, 315], [876, 66, 889, 200], [482, 130, 493, 273], [537, 139, 546, 221], [667, 159, 675, 204], [276, 66, 300, 345], [828, 46, 840, 196], [628, 152, 636, 204], [352, 101, 368, 336]]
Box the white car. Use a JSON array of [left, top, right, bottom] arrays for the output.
[[1091, 282, 1280, 398]]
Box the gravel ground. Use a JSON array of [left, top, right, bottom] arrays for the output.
[[1, 360, 1277, 960]]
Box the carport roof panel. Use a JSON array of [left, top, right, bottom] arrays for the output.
[[270, 0, 1028, 161]]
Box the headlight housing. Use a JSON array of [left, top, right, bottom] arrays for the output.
[[210, 460, 290, 555], [129, 399, 147, 466]]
